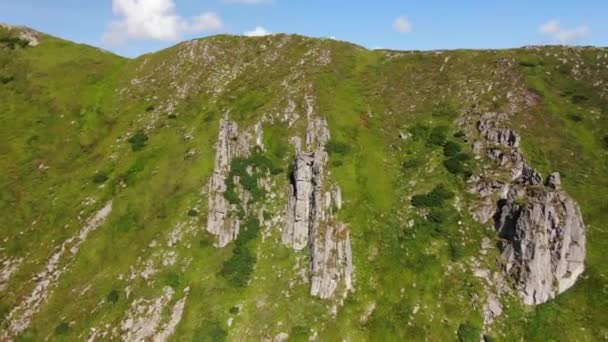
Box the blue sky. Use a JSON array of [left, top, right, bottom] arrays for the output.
[[0, 0, 606, 57]]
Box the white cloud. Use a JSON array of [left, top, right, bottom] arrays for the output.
[[190, 12, 223, 33], [102, 0, 223, 44], [393, 16, 412, 34], [539, 20, 590, 44], [244, 26, 271, 37]]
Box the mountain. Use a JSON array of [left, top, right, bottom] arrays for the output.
[[0, 24, 607, 341]]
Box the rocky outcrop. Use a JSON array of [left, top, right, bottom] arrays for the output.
[[470, 112, 586, 305], [494, 174, 586, 305], [283, 101, 353, 300], [206, 117, 260, 247]]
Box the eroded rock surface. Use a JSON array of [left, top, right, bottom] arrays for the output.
[[206, 117, 261, 247], [470, 112, 586, 305], [283, 100, 353, 300]]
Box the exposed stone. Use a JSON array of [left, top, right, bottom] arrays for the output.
[[282, 102, 353, 300], [494, 177, 586, 305], [310, 222, 354, 299], [470, 112, 586, 305], [483, 294, 503, 325], [206, 117, 261, 247]]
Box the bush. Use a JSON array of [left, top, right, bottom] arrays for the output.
[[402, 158, 421, 170], [428, 126, 448, 146], [410, 124, 431, 141], [221, 218, 260, 287], [54, 322, 69, 335], [93, 172, 109, 184], [164, 271, 181, 289], [193, 321, 227, 342], [449, 240, 465, 261], [107, 289, 119, 304], [443, 141, 462, 157], [457, 322, 481, 342], [229, 306, 239, 314], [571, 94, 588, 104], [427, 208, 447, 223], [411, 184, 454, 208], [128, 130, 149, 151], [567, 114, 583, 122], [444, 153, 472, 176], [326, 140, 352, 156], [602, 135, 608, 149], [0, 36, 29, 49]]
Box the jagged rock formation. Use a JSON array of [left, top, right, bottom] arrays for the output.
[[471, 112, 586, 305], [206, 117, 261, 247], [283, 101, 353, 300]]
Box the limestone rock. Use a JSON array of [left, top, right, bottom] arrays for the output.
[[495, 175, 586, 305], [470, 112, 586, 305], [206, 118, 259, 247], [283, 109, 353, 300], [310, 222, 354, 299]]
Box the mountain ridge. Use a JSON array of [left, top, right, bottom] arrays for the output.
[[1, 24, 607, 341]]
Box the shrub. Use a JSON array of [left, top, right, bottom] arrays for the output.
[[427, 208, 447, 223], [326, 140, 352, 156], [221, 218, 261, 287], [107, 289, 119, 304], [187, 209, 199, 217], [402, 159, 421, 170], [0, 36, 29, 49], [444, 153, 472, 176], [428, 126, 448, 146], [291, 325, 309, 338], [567, 114, 583, 122], [449, 240, 465, 261], [0, 75, 14, 84], [457, 322, 481, 342], [193, 321, 227, 342], [571, 94, 588, 104], [229, 306, 239, 315], [54, 322, 69, 335], [443, 141, 462, 157], [453, 131, 466, 138], [601, 135, 608, 149], [164, 271, 181, 289], [410, 124, 430, 141], [93, 171, 109, 184], [411, 184, 454, 208], [128, 130, 149, 151]]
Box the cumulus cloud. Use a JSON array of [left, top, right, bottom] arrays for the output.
[[244, 26, 271, 37], [539, 20, 590, 44], [102, 0, 223, 44], [393, 16, 412, 34]]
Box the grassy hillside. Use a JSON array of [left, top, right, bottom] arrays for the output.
[[0, 25, 607, 341]]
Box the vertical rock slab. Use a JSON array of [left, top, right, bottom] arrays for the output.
[[282, 101, 353, 300], [206, 117, 258, 247]]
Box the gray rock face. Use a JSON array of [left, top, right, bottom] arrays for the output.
[[206, 118, 258, 247], [283, 103, 353, 300], [495, 178, 586, 305], [471, 112, 586, 305], [310, 222, 354, 299]]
